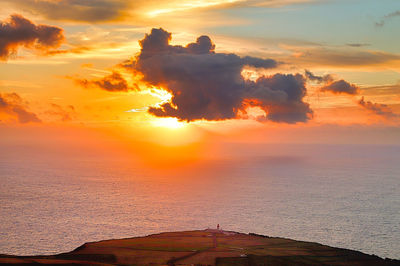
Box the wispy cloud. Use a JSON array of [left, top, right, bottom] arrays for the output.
[[6, 0, 129, 23], [283, 46, 400, 69], [4, 0, 323, 23], [346, 43, 370, 48], [239, 0, 321, 7], [358, 96, 398, 119], [71, 72, 138, 92], [375, 10, 400, 27], [126, 107, 148, 113], [44, 103, 76, 122]]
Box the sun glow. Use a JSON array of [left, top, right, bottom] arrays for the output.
[[151, 117, 187, 129], [137, 87, 173, 105]]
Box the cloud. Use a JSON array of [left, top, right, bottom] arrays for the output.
[[304, 69, 333, 83], [5, 0, 322, 23], [358, 97, 398, 119], [0, 14, 64, 60], [346, 43, 370, 48], [197, 0, 321, 9], [44, 103, 76, 121], [305, 70, 359, 95], [285, 47, 400, 68], [361, 83, 400, 98], [375, 10, 400, 27], [375, 21, 385, 27], [320, 80, 360, 95], [385, 10, 400, 19], [7, 0, 129, 22], [0, 93, 41, 123], [304, 71, 396, 118], [120, 28, 312, 123], [73, 72, 138, 92], [44, 46, 91, 56]]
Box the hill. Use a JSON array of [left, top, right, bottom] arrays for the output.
[[1, 229, 398, 265]]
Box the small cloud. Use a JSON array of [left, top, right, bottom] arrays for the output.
[[44, 46, 91, 56], [304, 70, 333, 83], [304, 70, 360, 95], [358, 96, 398, 119], [346, 43, 370, 47], [320, 80, 360, 95], [375, 10, 400, 28], [0, 14, 65, 60], [72, 72, 138, 92], [44, 103, 76, 122], [375, 20, 385, 27], [0, 92, 41, 123]]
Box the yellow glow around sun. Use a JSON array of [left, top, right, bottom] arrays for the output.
[[151, 117, 187, 129]]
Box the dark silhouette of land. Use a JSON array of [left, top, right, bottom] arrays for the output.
[[1, 229, 398, 265]]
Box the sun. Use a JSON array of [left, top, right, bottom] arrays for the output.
[[151, 117, 186, 129]]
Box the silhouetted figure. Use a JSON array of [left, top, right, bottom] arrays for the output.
[[217, 224, 220, 230]]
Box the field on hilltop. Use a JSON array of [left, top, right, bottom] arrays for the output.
[[1, 229, 398, 265]]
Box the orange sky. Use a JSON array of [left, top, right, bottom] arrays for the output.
[[1, 0, 400, 166]]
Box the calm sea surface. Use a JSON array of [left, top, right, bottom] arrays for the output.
[[0, 143, 399, 259]]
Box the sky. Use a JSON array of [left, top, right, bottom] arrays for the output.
[[1, 0, 400, 164]]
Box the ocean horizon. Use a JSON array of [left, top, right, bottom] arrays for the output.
[[1, 143, 399, 259]]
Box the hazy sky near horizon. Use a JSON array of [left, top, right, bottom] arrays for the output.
[[1, 0, 400, 156]]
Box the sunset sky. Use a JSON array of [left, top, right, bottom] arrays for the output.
[[1, 0, 400, 164]]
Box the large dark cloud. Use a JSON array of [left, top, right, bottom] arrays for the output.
[[320, 80, 360, 95], [358, 97, 398, 119], [0, 93, 41, 123], [121, 28, 312, 123], [0, 14, 64, 60]]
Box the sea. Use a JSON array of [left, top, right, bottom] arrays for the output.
[[0, 143, 399, 259]]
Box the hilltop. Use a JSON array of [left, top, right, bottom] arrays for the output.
[[0, 229, 398, 265]]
